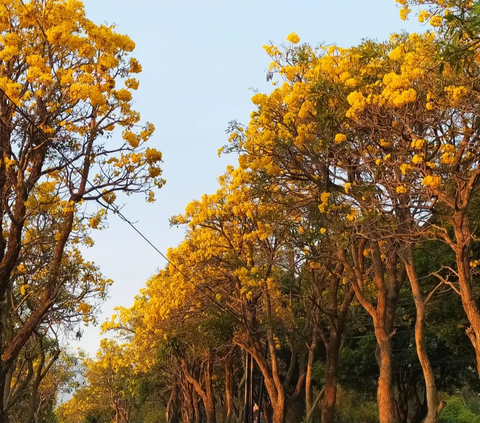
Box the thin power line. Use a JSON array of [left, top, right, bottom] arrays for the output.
[[0, 88, 242, 323]]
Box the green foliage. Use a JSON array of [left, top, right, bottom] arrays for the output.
[[335, 389, 379, 423], [439, 396, 479, 423]]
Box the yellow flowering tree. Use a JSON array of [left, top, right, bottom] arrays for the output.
[[227, 36, 403, 423], [231, 25, 480, 423], [171, 168, 303, 423], [226, 32, 463, 423], [58, 340, 138, 423], [104, 255, 239, 423], [106, 165, 318, 423], [335, 27, 480, 423], [0, 178, 113, 419], [0, 1, 163, 419], [396, 0, 480, 68]]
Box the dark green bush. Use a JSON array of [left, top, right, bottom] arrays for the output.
[[439, 397, 479, 423]]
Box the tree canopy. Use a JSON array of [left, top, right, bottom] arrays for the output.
[[2, 1, 480, 423]]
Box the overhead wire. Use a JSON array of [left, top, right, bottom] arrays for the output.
[[1, 87, 472, 343], [0, 88, 243, 324]]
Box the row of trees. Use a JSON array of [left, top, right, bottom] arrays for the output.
[[59, 1, 480, 423], [0, 0, 163, 421]]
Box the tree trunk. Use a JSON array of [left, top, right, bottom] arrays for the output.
[[26, 377, 41, 423], [247, 350, 280, 423], [285, 351, 307, 416], [341, 242, 402, 423], [242, 297, 286, 423], [225, 355, 234, 423], [188, 389, 195, 423], [305, 334, 316, 419], [271, 401, 284, 423], [193, 390, 201, 423], [2, 359, 13, 413], [321, 333, 341, 423], [113, 403, 120, 423], [449, 214, 480, 423], [263, 401, 273, 423], [404, 251, 441, 423], [205, 354, 216, 423], [0, 298, 7, 423], [376, 333, 396, 423], [265, 292, 285, 423], [167, 385, 181, 423], [248, 344, 284, 423], [181, 356, 216, 423], [307, 388, 324, 423]]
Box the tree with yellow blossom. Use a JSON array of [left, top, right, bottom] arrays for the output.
[[226, 20, 480, 421], [58, 340, 139, 423], [0, 1, 164, 419], [225, 31, 465, 423], [105, 165, 320, 423], [46, 3, 480, 423], [327, 25, 480, 423], [227, 35, 400, 423], [170, 167, 308, 423]]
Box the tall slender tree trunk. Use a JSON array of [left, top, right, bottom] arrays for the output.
[[205, 354, 216, 423], [181, 356, 216, 423], [340, 243, 400, 423], [321, 333, 341, 423], [167, 385, 181, 423], [265, 292, 285, 423], [246, 339, 285, 423], [225, 355, 234, 423], [305, 333, 316, 421], [376, 333, 395, 423], [404, 248, 442, 423], [182, 380, 195, 423], [243, 290, 286, 423], [0, 298, 8, 423], [113, 403, 120, 423], [26, 377, 41, 423], [451, 217, 480, 387], [193, 390, 201, 423]]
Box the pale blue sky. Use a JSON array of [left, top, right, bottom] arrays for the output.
[[78, 0, 422, 354]]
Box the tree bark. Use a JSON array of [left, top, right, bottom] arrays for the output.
[[404, 247, 441, 423], [265, 290, 285, 423], [376, 332, 396, 423], [182, 355, 216, 423], [305, 333, 316, 420], [25, 349, 44, 423], [182, 381, 195, 423], [167, 384, 181, 423], [204, 353, 216, 423], [306, 388, 324, 423], [193, 390, 201, 423], [321, 333, 341, 423], [240, 289, 286, 423], [225, 354, 234, 423], [340, 242, 403, 423]]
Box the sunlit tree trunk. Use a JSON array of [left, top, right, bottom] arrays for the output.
[[403, 245, 443, 423], [225, 354, 234, 423], [340, 241, 404, 423]]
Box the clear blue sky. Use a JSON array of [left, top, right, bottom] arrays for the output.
[[78, 0, 423, 354]]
